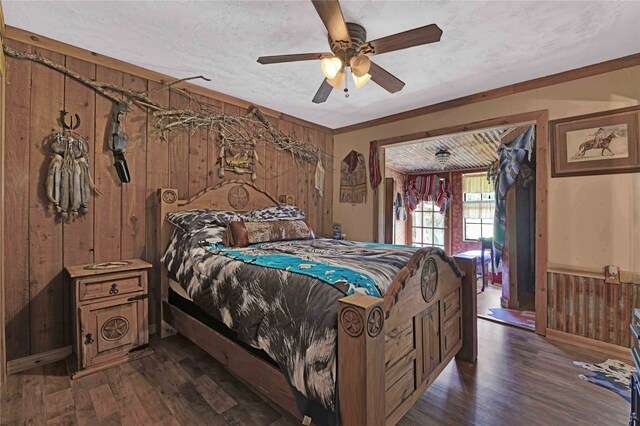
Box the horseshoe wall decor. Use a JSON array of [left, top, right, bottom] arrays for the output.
[[59, 110, 81, 130]]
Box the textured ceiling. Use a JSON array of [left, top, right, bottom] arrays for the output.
[[385, 128, 508, 174], [3, 1, 640, 129]]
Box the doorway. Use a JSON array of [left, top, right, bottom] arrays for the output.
[[376, 111, 549, 335]]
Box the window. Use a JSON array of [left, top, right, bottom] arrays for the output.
[[462, 172, 495, 241], [411, 200, 445, 250], [463, 192, 494, 241]]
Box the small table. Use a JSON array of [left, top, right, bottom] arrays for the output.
[[66, 259, 153, 379], [456, 248, 493, 292]]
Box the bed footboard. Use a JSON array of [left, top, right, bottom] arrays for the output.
[[338, 249, 471, 426], [338, 294, 386, 425]]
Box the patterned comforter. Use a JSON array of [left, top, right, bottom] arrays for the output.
[[161, 225, 417, 414]]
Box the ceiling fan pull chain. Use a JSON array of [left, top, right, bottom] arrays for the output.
[[344, 71, 349, 98]]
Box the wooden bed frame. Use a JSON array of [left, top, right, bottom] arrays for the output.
[[157, 181, 477, 425]]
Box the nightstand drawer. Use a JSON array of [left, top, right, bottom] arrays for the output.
[[79, 272, 144, 301]]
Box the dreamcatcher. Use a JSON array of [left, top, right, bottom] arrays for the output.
[[45, 111, 99, 220]]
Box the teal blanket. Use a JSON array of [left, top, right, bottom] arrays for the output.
[[209, 242, 382, 297]]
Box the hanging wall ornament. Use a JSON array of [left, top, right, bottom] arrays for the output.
[[369, 140, 381, 190], [340, 150, 367, 204], [109, 101, 131, 183], [315, 157, 325, 198], [45, 111, 99, 220], [218, 128, 258, 182]]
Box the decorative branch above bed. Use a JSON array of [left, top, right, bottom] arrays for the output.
[[3, 45, 319, 164]]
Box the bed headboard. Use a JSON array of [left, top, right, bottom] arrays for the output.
[[156, 180, 280, 336], [160, 180, 279, 212]]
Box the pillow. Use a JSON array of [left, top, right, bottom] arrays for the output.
[[166, 209, 247, 232], [223, 220, 313, 247], [193, 225, 227, 246], [247, 205, 305, 222]]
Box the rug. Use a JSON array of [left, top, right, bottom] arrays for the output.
[[486, 307, 535, 330], [574, 359, 634, 402]]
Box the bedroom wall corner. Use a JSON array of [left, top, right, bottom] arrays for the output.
[[1, 30, 335, 364]]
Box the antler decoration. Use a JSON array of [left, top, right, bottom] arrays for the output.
[[3, 45, 319, 164]]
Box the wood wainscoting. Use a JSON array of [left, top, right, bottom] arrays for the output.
[[547, 265, 639, 352], [2, 32, 334, 365]]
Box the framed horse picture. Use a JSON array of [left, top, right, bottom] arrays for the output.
[[551, 106, 640, 177]]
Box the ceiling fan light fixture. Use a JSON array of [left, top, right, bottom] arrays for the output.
[[327, 71, 344, 89], [352, 72, 371, 88], [350, 55, 371, 77], [321, 56, 343, 79]]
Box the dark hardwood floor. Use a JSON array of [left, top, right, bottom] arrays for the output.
[[1, 320, 629, 425]]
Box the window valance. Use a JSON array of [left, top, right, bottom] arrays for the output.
[[462, 174, 494, 219], [462, 173, 493, 194], [404, 174, 452, 214]]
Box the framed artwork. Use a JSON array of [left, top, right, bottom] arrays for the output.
[[551, 107, 640, 177]]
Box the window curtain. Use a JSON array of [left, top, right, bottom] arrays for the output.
[[404, 174, 452, 214], [462, 174, 493, 219], [493, 125, 535, 266]]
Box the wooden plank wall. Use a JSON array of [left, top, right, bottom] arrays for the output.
[[2, 39, 334, 361], [0, 0, 7, 383], [547, 272, 639, 348]]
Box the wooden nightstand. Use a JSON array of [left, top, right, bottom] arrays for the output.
[[66, 259, 153, 379]]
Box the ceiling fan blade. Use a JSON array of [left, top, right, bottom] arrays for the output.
[[257, 52, 333, 64], [311, 0, 351, 45], [312, 79, 333, 104], [368, 61, 405, 93], [362, 24, 443, 55]]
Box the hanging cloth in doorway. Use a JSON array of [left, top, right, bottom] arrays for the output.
[[340, 150, 368, 203], [493, 125, 535, 266], [369, 140, 382, 190]]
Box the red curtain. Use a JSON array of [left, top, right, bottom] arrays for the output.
[[404, 174, 452, 214]]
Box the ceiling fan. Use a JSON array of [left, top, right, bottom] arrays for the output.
[[257, 0, 443, 103]]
